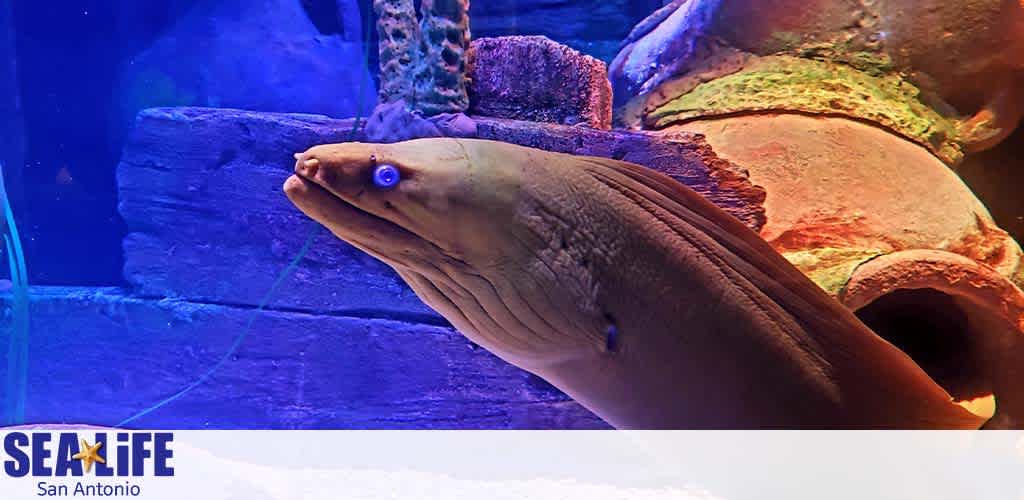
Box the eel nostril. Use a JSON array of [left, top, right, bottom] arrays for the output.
[[296, 157, 320, 177]]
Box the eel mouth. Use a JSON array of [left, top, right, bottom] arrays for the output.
[[283, 172, 422, 265]]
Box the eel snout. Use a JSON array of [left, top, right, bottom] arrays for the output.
[[292, 144, 384, 200], [284, 145, 425, 263]]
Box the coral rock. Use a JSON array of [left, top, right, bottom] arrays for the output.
[[374, 0, 471, 115], [414, 0, 472, 115], [468, 36, 613, 129], [374, 0, 420, 105]]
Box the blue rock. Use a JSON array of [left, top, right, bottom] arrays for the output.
[[609, 0, 705, 108], [117, 107, 764, 316], [117, 107, 436, 318], [0, 287, 607, 429]]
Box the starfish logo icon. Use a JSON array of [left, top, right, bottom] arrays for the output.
[[71, 438, 106, 473]]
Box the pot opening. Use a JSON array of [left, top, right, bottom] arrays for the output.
[[854, 288, 996, 418]]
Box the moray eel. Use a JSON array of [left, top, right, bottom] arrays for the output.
[[284, 138, 986, 429]]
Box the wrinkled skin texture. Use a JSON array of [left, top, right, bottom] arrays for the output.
[[284, 138, 986, 429]]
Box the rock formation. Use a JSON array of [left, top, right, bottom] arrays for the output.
[[373, 0, 471, 115], [610, 0, 1024, 164], [373, 0, 419, 106], [469, 36, 613, 129]]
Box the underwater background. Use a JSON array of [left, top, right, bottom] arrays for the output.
[[3, 0, 671, 286], [0, 0, 676, 429], [1, 0, 1023, 429]]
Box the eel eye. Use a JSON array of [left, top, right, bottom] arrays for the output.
[[372, 164, 401, 189]]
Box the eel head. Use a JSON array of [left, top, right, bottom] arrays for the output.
[[284, 139, 608, 370]]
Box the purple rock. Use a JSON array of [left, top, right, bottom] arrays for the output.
[[468, 36, 613, 129], [364, 100, 444, 144]]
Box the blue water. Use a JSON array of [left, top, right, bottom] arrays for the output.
[[0, 0, 659, 429], [3, 0, 661, 286]]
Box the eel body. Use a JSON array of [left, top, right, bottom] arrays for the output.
[[284, 138, 985, 429]]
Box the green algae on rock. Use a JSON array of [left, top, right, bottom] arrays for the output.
[[781, 247, 887, 298], [645, 56, 964, 165]]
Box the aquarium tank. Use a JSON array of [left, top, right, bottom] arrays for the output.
[[1, 0, 1023, 430]]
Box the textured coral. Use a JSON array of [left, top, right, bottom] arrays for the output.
[[414, 0, 471, 115], [373, 0, 419, 105], [374, 0, 470, 115], [782, 247, 886, 297]]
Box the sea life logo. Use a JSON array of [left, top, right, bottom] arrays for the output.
[[2, 431, 174, 497]]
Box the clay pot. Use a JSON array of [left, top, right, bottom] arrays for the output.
[[611, 0, 1024, 427], [612, 0, 1024, 154], [666, 113, 1024, 426]]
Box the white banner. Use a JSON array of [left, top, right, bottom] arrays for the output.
[[1, 430, 1021, 500]]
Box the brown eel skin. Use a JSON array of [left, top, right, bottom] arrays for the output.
[[283, 138, 987, 429]]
